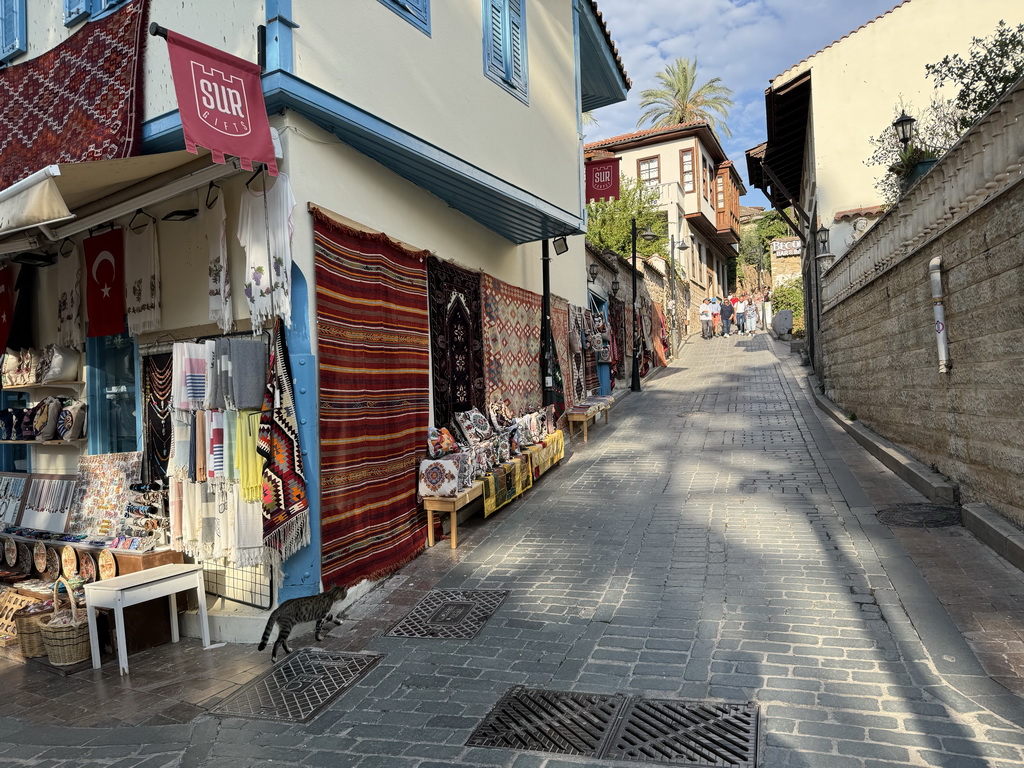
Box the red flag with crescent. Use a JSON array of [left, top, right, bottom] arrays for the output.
[[0, 265, 15, 352], [83, 228, 127, 338]]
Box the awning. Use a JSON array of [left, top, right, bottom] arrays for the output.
[[0, 150, 241, 255]]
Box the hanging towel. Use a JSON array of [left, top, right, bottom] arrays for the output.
[[172, 342, 207, 410], [56, 244, 83, 349], [168, 411, 192, 479], [194, 410, 207, 481], [231, 489, 267, 567], [223, 408, 238, 483], [238, 173, 296, 331], [228, 337, 267, 409], [237, 409, 263, 502], [201, 192, 233, 332], [169, 478, 184, 551], [207, 409, 225, 481], [258, 322, 309, 561], [205, 338, 230, 410], [123, 220, 161, 335]]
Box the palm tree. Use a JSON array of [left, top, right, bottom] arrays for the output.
[[636, 57, 734, 138]]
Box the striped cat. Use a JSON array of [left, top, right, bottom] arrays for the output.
[[258, 584, 348, 661]]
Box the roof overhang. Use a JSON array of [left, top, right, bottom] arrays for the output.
[[145, 70, 585, 245], [578, 1, 630, 111], [748, 72, 811, 208], [0, 151, 240, 256]]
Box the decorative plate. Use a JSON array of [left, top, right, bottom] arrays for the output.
[[3, 537, 15, 567], [33, 541, 46, 572], [43, 547, 60, 580], [16, 543, 31, 574], [61, 546, 78, 578], [79, 551, 97, 583], [98, 548, 117, 581]]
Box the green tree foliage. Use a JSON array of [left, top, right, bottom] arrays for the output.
[[926, 21, 1024, 131], [770, 281, 804, 319], [636, 58, 734, 138], [585, 175, 667, 260], [739, 210, 791, 272]]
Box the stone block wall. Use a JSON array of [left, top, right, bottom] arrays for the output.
[[820, 181, 1024, 525]]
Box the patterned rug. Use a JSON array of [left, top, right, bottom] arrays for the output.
[[583, 309, 599, 395], [427, 257, 485, 431], [481, 275, 542, 417], [0, 0, 149, 189], [258, 322, 309, 562], [549, 297, 572, 425], [608, 297, 626, 380], [143, 352, 172, 484], [568, 305, 586, 404], [314, 211, 430, 589]]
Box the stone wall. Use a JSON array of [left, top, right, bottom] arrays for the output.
[[820, 180, 1024, 526]]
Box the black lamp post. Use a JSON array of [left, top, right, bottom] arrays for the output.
[[630, 218, 658, 392], [893, 110, 916, 148]]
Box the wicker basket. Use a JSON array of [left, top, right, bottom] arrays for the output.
[[39, 578, 91, 666], [14, 607, 52, 658]]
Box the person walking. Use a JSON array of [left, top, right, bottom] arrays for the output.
[[699, 298, 713, 339], [720, 297, 734, 337], [710, 298, 722, 337], [745, 298, 758, 335], [735, 295, 747, 334]]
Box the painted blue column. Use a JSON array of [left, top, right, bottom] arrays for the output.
[[278, 262, 321, 601], [264, 0, 297, 73]]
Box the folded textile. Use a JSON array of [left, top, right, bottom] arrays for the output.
[[124, 220, 161, 335], [228, 337, 268, 409], [172, 342, 208, 410]]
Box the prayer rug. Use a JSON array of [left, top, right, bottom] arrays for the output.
[[0, 0, 149, 189], [550, 296, 572, 420], [427, 257, 485, 431], [258, 322, 309, 562], [568, 306, 586, 403], [481, 274, 542, 417], [608, 297, 625, 379], [314, 211, 430, 589], [143, 352, 172, 484]]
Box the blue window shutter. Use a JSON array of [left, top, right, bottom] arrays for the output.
[[64, 0, 89, 26], [507, 0, 527, 94], [483, 0, 527, 102], [0, 0, 27, 64], [484, 0, 506, 82], [378, 0, 430, 36]]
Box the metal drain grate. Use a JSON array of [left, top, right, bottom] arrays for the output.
[[468, 687, 759, 767], [466, 686, 626, 756], [608, 699, 759, 766], [877, 503, 962, 528], [386, 589, 508, 639], [210, 648, 383, 723]]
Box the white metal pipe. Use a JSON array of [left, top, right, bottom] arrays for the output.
[[929, 255, 951, 373]]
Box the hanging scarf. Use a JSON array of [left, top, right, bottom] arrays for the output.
[[230, 489, 266, 567], [168, 411, 191, 479], [257, 321, 309, 561], [227, 337, 268, 409], [207, 409, 225, 481], [237, 409, 263, 502], [223, 408, 238, 483], [238, 173, 296, 331], [169, 478, 184, 551], [194, 410, 207, 481], [201, 192, 233, 332], [56, 244, 83, 349], [123, 220, 161, 335], [172, 342, 208, 410]]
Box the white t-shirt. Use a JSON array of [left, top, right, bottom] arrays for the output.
[[699, 303, 712, 321], [735, 300, 747, 315]]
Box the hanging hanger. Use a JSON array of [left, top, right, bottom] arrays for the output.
[[58, 238, 75, 256], [205, 181, 221, 209], [128, 209, 156, 233], [245, 163, 266, 189]]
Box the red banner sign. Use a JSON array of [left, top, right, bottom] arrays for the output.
[[585, 157, 620, 203], [165, 30, 278, 175], [83, 229, 127, 338]]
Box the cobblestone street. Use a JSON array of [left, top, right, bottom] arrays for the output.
[[2, 331, 1024, 767]]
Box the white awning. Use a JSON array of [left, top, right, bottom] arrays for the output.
[[0, 150, 241, 255]]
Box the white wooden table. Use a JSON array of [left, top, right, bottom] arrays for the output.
[[84, 563, 211, 676]]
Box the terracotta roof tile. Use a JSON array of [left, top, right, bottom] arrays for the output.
[[584, 121, 710, 150], [587, 1, 632, 90], [834, 205, 885, 221]]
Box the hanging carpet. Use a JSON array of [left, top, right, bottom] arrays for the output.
[[0, 0, 149, 189], [567, 305, 586, 403], [583, 309, 599, 395], [608, 296, 626, 379], [143, 352, 172, 484], [314, 210, 430, 589], [427, 256, 485, 430], [481, 274, 542, 417], [653, 302, 668, 367], [550, 297, 572, 420]]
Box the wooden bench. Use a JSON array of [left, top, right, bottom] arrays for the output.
[[84, 563, 212, 676], [566, 404, 610, 443], [423, 480, 483, 550]]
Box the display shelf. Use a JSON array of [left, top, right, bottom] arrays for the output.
[[1, 381, 85, 393], [0, 440, 85, 446]]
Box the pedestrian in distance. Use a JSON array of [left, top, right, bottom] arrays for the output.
[[745, 299, 758, 334], [720, 297, 734, 337], [735, 295, 747, 334], [710, 297, 721, 337], [699, 299, 713, 339]]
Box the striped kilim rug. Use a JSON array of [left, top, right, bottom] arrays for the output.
[[481, 274, 542, 417], [550, 297, 573, 415], [313, 211, 430, 589]]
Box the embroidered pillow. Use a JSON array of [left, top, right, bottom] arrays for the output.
[[418, 458, 459, 498], [41, 345, 80, 383], [23, 348, 41, 384], [426, 427, 459, 458], [59, 400, 87, 441], [34, 397, 62, 442], [488, 400, 516, 431], [10, 408, 25, 440], [544, 404, 557, 435], [496, 432, 511, 464], [454, 408, 493, 445], [0, 409, 12, 440], [19, 405, 38, 440], [1, 350, 18, 388], [451, 450, 474, 489]]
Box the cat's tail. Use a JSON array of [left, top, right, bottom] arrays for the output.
[[257, 610, 278, 651]]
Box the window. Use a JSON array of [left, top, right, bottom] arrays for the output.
[[378, 0, 430, 36], [702, 156, 711, 201], [86, 332, 140, 455], [0, 0, 26, 64], [638, 157, 659, 188], [716, 174, 725, 211], [64, 0, 89, 27], [680, 149, 694, 193], [483, 0, 528, 104]]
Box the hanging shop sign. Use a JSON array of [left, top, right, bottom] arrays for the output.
[[83, 228, 127, 338], [161, 29, 278, 175], [585, 157, 620, 203]]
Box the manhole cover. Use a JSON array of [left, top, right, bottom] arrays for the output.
[[468, 687, 759, 767], [210, 648, 383, 723], [877, 503, 962, 528], [386, 589, 508, 639]]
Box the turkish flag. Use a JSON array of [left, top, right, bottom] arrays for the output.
[[83, 229, 127, 338], [0, 265, 15, 351]]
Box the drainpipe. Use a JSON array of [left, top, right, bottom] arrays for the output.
[[929, 255, 951, 373]]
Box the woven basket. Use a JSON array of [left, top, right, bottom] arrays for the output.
[[39, 578, 91, 666], [14, 607, 52, 658]]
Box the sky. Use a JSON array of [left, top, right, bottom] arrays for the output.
[[587, 0, 902, 208]]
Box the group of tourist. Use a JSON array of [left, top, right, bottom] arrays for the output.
[[698, 294, 762, 340]]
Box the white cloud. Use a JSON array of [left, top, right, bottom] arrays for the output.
[[589, 0, 900, 204]]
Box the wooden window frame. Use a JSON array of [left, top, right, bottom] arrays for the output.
[[637, 155, 660, 188], [680, 149, 695, 194]]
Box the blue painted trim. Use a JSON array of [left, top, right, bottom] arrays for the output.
[[133, 336, 143, 453], [0, 0, 27, 64], [482, 0, 529, 106], [264, 0, 295, 73], [377, 0, 430, 37], [573, 0, 585, 225], [278, 262, 320, 602], [64, 0, 89, 27], [577, 0, 629, 111]]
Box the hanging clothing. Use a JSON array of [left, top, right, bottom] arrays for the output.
[[238, 173, 296, 331], [56, 245, 83, 349], [201, 192, 233, 332], [123, 220, 161, 335]]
